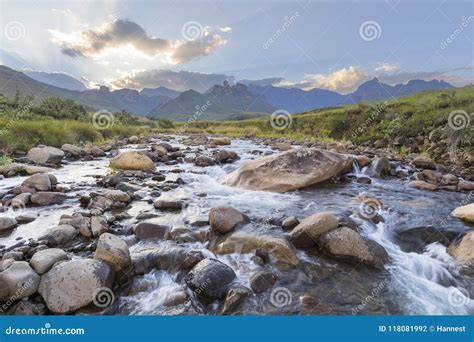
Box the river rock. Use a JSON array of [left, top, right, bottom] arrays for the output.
[[319, 227, 389, 269], [458, 179, 474, 191], [289, 212, 339, 248], [61, 144, 84, 158], [15, 212, 38, 224], [408, 180, 437, 191], [38, 259, 114, 313], [0, 261, 40, 301], [185, 258, 236, 300], [447, 232, 474, 265], [250, 270, 277, 293], [94, 233, 131, 273], [370, 157, 391, 177], [22, 173, 53, 191], [213, 232, 299, 266], [30, 248, 69, 274], [41, 224, 78, 246], [153, 200, 184, 211], [25, 165, 54, 175], [0, 217, 17, 233], [90, 147, 105, 157], [411, 156, 436, 170], [11, 193, 31, 208], [91, 216, 108, 237], [132, 246, 203, 274], [209, 206, 247, 234], [355, 155, 371, 167], [110, 151, 155, 171], [451, 203, 474, 223], [194, 155, 215, 167], [214, 150, 238, 163], [213, 137, 231, 145], [27, 146, 64, 165], [221, 286, 250, 314], [30, 192, 66, 206], [281, 216, 299, 230], [163, 290, 189, 307], [133, 220, 170, 240], [223, 148, 353, 192]]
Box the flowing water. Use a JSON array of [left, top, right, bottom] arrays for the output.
[[1, 136, 473, 315]]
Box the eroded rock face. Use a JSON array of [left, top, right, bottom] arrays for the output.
[[223, 148, 353, 192], [209, 206, 247, 234], [318, 227, 389, 269], [27, 146, 64, 165], [448, 232, 474, 265], [289, 212, 339, 248], [0, 261, 40, 301], [110, 151, 155, 171], [185, 258, 236, 300], [451, 203, 474, 223], [38, 259, 114, 313], [213, 232, 299, 266]]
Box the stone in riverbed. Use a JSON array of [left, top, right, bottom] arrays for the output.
[[30, 248, 69, 274], [153, 200, 184, 211], [411, 156, 436, 170], [250, 270, 277, 293], [21, 173, 52, 191], [289, 212, 339, 248], [408, 180, 437, 191], [281, 216, 299, 230], [185, 258, 236, 300], [213, 232, 299, 266], [15, 212, 38, 224], [0, 261, 40, 301], [61, 144, 84, 158], [38, 259, 114, 313], [90, 216, 108, 237], [221, 286, 250, 314], [318, 227, 389, 269], [110, 151, 155, 171], [0, 217, 17, 234], [451, 203, 474, 223], [223, 148, 353, 192], [212, 137, 231, 145], [27, 146, 64, 165], [369, 157, 391, 177], [11, 193, 31, 208], [209, 206, 247, 234], [447, 232, 474, 265], [213, 150, 238, 163], [163, 290, 189, 307], [41, 224, 78, 246], [94, 233, 131, 273], [194, 155, 215, 167], [30, 192, 66, 206]]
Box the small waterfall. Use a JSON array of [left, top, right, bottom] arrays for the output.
[[351, 159, 362, 176]]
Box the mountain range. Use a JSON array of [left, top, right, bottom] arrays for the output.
[[0, 65, 453, 120]]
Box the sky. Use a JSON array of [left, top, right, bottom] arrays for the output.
[[0, 0, 473, 93]]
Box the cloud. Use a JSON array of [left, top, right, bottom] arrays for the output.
[[302, 66, 371, 94], [106, 69, 235, 92], [49, 19, 229, 64], [375, 62, 400, 74], [238, 77, 285, 86]]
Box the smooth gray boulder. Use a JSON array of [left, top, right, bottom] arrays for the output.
[[0, 261, 40, 301], [30, 248, 69, 274], [27, 146, 64, 165]]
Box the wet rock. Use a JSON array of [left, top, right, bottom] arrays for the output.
[[90, 216, 108, 237], [213, 150, 238, 163], [414, 169, 440, 184], [209, 206, 247, 234], [250, 270, 277, 293], [447, 232, 474, 265], [153, 200, 184, 211], [94, 233, 131, 273], [132, 247, 203, 274], [356, 176, 372, 184], [110, 151, 155, 172], [272, 142, 292, 151], [134, 220, 170, 240], [0, 261, 40, 301], [90, 147, 105, 157], [223, 148, 353, 192], [221, 286, 250, 314], [408, 180, 437, 191], [0, 217, 17, 234], [163, 290, 189, 307], [3, 251, 23, 261], [214, 232, 299, 266], [26, 146, 64, 165], [38, 259, 114, 313], [411, 156, 436, 170], [15, 212, 38, 224], [289, 212, 339, 248], [11, 193, 31, 208], [441, 174, 458, 186], [369, 157, 391, 177], [30, 192, 66, 206], [451, 203, 474, 223], [10, 300, 47, 315], [22, 173, 52, 191], [170, 227, 207, 243], [185, 258, 236, 300], [355, 155, 371, 168], [41, 224, 78, 246], [194, 155, 215, 167], [212, 137, 231, 145], [458, 179, 474, 191], [61, 144, 84, 158], [30, 248, 69, 274], [151, 145, 168, 156], [319, 227, 389, 269], [115, 182, 142, 193], [281, 216, 299, 230]]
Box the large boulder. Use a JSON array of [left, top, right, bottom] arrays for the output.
[[369, 157, 391, 177], [30, 192, 66, 206], [209, 206, 247, 234], [133, 220, 170, 240], [289, 212, 339, 248], [447, 232, 474, 265], [30, 248, 69, 274], [38, 259, 114, 313], [213, 232, 299, 266], [94, 233, 131, 273], [22, 173, 53, 191], [40, 224, 78, 246], [0, 217, 17, 234], [110, 151, 155, 171], [213, 137, 231, 145], [27, 146, 64, 165], [318, 227, 389, 269], [0, 261, 40, 301], [451, 203, 474, 223], [185, 258, 236, 300], [411, 156, 436, 170], [61, 144, 84, 158], [223, 148, 353, 192]]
